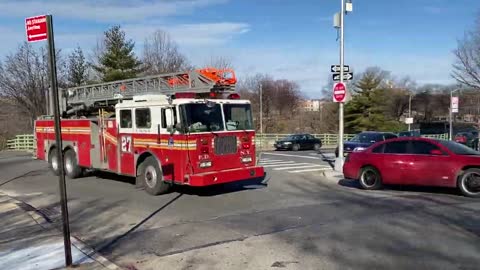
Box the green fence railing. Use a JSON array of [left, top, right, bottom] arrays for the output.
[[6, 134, 35, 152], [4, 133, 450, 152]]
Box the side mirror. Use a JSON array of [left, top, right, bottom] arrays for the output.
[[174, 123, 184, 133], [430, 149, 443, 155]]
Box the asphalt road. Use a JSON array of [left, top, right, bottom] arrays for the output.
[[1, 150, 479, 270]]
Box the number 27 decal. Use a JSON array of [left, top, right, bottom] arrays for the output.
[[121, 136, 132, 152]]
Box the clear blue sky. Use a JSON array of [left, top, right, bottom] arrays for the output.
[[0, 0, 477, 98]]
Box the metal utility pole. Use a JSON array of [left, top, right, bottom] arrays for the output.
[[450, 88, 460, 141], [408, 92, 412, 131], [260, 83, 263, 135], [46, 15, 73, 266], [335, 0, 346, 169]]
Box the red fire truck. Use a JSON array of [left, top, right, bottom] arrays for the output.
[[34, 68, 264, 195]]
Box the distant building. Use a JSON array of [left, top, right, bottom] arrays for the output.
[[301, 99, 324, 112]]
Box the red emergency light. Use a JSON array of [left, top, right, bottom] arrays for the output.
[[228, 93, 241, 99], [175, 92, 196, 99]]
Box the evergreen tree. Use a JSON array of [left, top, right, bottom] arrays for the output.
[[68, 46, 88, 86], [93, 25, 142, 82], [345, 67, 405, 133]]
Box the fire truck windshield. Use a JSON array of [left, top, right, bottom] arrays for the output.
[[181, 103, 224, 133], [223, 104, 253, 131], [180, 103, 253, 133]]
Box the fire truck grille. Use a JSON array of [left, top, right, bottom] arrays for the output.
[[214, 136, 237, 155]]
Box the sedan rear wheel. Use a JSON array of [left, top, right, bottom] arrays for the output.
[[359, 166, 383, 190], [314, 143, 321, 151], [458, 168, 480, 198], [292, 144, 300, 151]]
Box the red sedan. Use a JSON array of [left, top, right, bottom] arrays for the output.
[[343, 137, 480, 197]]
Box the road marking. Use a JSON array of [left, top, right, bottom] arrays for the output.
[[259, 161, 296, 165], [258, 159, 284, 163], [261, 162, 307, 168], [289, 168, 332, 173], [262, 152, 322, 160], [273, 165, 330, 171]]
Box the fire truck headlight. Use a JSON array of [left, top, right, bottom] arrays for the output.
[[199, 161, 212, 168], [241, 156, 253, 163]]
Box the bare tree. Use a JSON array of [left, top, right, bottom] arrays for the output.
[[0, 43, 49, 122], [206, 55, 233, 69], [0, 42, 66, 124], [452, 15, 480, 89], [142, 30, 191, 75]]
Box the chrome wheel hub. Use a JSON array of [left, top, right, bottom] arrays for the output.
[[462, 172, 480, 195], [361, 170, 376, 187], [145, 165, 157, 188], [51, 154, 59, 171]]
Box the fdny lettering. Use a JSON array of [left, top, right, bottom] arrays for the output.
[[121, 136, 132, 152]]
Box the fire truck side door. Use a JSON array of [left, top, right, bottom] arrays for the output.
[[118, 108, 135, 176]]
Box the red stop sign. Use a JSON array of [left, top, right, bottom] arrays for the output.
[[333, 82, 347, 103]]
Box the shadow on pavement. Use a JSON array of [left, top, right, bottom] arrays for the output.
[[338, 178, 462, 197], [97, 193, 183, 255], [174, 176, 267, 197], [87, 170, 268, 197]]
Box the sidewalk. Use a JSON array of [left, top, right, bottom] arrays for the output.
[[0, 192, 118, 270]]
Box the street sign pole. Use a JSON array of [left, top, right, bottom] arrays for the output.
[[335, 0, 345, 172], [46, 15, 73, 266]]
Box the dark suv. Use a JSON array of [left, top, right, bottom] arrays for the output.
[[335, 131, 398, 157]]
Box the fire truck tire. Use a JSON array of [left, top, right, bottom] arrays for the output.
[[64, 149, 83, 179], [48, 148, 60, 176], [139, 156, 171, 195]]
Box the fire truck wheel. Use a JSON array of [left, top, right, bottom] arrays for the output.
[[48, 148, 60, 176], [64, 149, 83, 179], [139, 156, 171, 195]]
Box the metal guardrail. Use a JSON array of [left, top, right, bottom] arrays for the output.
[[6, 134, 35, 152], [255, 133, 450, 149], [4, 133, 449, 152]]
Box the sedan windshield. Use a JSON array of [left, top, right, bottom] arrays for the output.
[[437, 140, 480, 155], [350, 133, 382, 143]]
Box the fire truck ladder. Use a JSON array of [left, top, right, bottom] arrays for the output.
[[65, 69, 236, 115]]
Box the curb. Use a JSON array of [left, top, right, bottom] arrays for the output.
[[0, 191, 120, 270], [321, 170, 344, 180]]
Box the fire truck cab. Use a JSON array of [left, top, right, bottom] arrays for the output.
[[35, 69, 264, 195]]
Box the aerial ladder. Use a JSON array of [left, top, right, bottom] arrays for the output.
[[63, 68, 237, 116]]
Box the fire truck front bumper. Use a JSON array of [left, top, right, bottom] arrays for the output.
[[187, 166, 265, 187]]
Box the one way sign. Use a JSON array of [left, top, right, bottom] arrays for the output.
[[331, 65, 350, 73], [333, 72, 353, 81]]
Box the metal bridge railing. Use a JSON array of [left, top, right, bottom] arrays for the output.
[[3, 133, 449, 152]]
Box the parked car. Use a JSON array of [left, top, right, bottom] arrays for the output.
[[274, 134, 322, 151], [335, 131, 398, 157], [343, 137, 480, 197], [398, 130, 421, 137], [454, 131, 478, 149]]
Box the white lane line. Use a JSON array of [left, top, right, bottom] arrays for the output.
[[289, 168, 332, 173], [262, 162, 307, 168], [259, 159, 284, 163], [259, 161, 296, 165], [262, 152, 322, 160], [273, 164, 329, 171]]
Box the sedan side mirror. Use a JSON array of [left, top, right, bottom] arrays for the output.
[[430, 149, 443, 155]]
